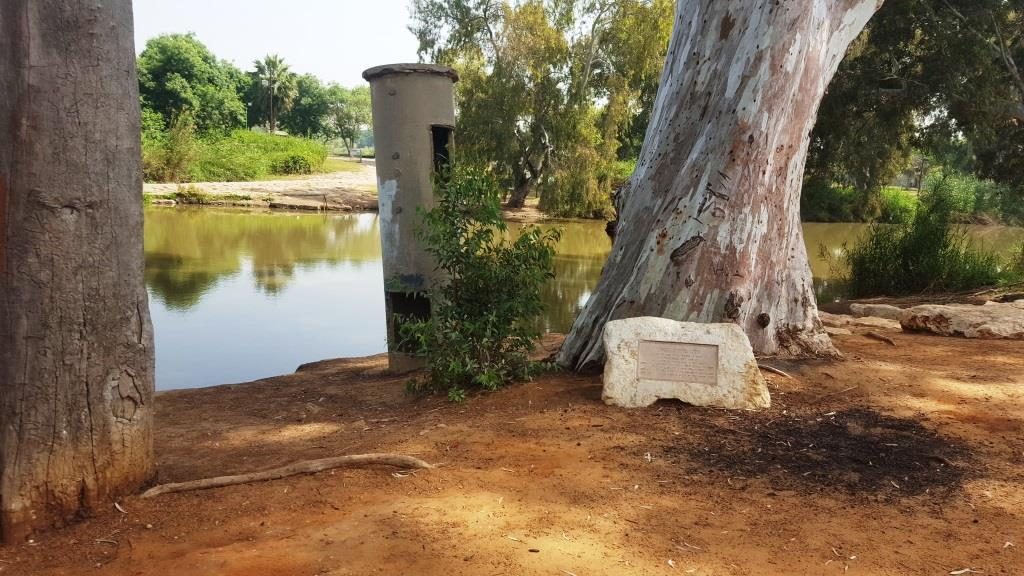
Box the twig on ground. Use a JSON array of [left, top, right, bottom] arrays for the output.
[[758, 365, 793, 379], [141, 453, 434, 498], [864, 331, 897, 346]]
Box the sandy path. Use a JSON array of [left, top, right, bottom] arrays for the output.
[[143, 160, 380, 211]]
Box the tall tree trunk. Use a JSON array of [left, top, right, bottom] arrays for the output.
[[0, 0, 155, 542], [506, 180, 533, 208], [558, 0, 883, 370]]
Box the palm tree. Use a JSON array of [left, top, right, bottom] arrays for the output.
[[252, 54, 297, 133]]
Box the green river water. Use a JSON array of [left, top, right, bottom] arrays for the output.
[[145, 208, 1024, 390]]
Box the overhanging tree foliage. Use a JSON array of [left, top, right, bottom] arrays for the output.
[[558, 0, 884, 369], [808, 0, 1024, 221]]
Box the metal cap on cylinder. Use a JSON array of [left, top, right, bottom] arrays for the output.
[[364, 63, 458, 373]]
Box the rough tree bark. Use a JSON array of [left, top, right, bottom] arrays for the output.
[[558, 0, 884, 370], [0, 0, 155, 542]]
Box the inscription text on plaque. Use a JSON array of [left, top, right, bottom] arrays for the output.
[[637, 340, 718, 386]]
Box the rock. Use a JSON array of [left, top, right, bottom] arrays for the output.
[[851, 316, 903, 330], [849, 303, 903, 321], [819, 311, 852, 328], [900, 303, 1024, 339], [825, 326, 853, 336], [602, 317, 770, 410], [149, 198, 176, 206]]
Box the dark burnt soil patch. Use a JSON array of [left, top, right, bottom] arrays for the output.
[[670, 408, 972, 497]]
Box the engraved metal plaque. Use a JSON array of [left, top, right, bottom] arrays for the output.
[[637, 340, 719, 386]]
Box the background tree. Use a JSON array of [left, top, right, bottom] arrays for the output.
[[280, 74, 331, 138], [1, 0, 155, 542], [558, 0, 883, 369], [328, 85, 373, 151], [250, 54, 297, 133], [806, 0, 1024, 222], [137, 33, 247, 134], [410, 0, 671, 217]]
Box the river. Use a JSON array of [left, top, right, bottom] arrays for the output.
[[145, 208, 1024, 390]]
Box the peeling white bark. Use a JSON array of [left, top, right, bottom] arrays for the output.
[[559, 0, 884, 369]]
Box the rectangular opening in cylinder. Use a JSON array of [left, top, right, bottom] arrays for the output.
[[430, 125, 453, 181], [386, 291, 432, 352]]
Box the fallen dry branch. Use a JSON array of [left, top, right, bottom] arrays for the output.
[[141, 453, 434, 498], [864, 331, 898, 347], [758, 364, 794, 379]]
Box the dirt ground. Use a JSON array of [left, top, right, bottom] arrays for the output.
[[2, 328, 1022, 576]]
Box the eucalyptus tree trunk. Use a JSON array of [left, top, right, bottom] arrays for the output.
[[0, 0, 155, 542], [558, 0, 884, 370], [507, 180, 533, 208]]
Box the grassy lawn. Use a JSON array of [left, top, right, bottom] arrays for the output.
[[323, 157, 365, 173], [251, 157, 366, 181]]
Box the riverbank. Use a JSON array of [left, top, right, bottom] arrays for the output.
[[6, 329, 1022, 575], [144, 160, 381, 212], [143, 160, 552, 222]]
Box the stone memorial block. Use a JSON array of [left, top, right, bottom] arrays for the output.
[[602, 317, 771, 410]]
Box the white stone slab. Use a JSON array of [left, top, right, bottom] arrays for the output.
[[849, 303, 903, 321], [819, 311, 852, 328], [851, 316, 903, 330], [602, 317, 770, 410], [900, 303, 1024, 339]]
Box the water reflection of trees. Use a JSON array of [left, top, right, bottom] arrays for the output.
[[143, 211, 1013, 324], [144, 209, 381, 309], [538, 255, 606, 333], [516, 221, 612, 334]]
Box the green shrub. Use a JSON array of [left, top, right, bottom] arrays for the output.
[[610, 159, 636, 188], [924, 170, 1013, 222], [801, 180, 859, 222], [841, 195, 1007, 297], [173, 184, 212, 204], [878, 187, 917, 223], [190, 134, 268, 181], [539, 146, 615, 219], [142, 114, 199, 183], [271, 153, 314, 175], [401, 165, 560, 400], [143, 129, 328, 183], [1010, 243, 1024, 277]]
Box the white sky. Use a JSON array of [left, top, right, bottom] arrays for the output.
[[132, 0, 421, 87]]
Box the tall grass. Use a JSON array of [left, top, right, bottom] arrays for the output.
[[878, 186, 917, 223], [923, 170, 1010, 222], [1011, 243, 1024, 277], [144, 127, 327, 183], [800, 181, 918, 223], [801, 170, 1024, 226], [841, 192, 1014, 297]]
